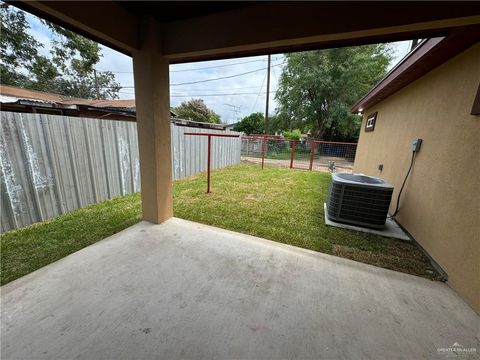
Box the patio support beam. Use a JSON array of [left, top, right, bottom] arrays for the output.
[[162, 3, 480, 63], [132, 18, 173, 224]]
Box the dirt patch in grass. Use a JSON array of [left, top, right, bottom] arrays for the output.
[[333, 244, 441, 280]]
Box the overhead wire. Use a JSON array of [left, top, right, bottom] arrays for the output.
[[170, 63, 284, 86], [117, 91, 278, 98], [171, 58, 275, 72], [118, 85, 266, 94], [170, 91, 277, 97], [100, 62, 285, 89], [250, 69, 268, 113], [97, 57, 284, 74]]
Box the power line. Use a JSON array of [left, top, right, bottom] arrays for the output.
[[99, 63, 284, 89], [170, 91, 277, 97], [250, 70, 267, 113], [96, 57, 284, 74], [172, 58, 270, 72], [183, 85, 265, 91], [170, 63, 284, 86], [272, 66, 279, 82], [115, 85, 268, 93], [116, 91, 277, 98], [135, 85, 270, 92], [224, 103, 241, 121]]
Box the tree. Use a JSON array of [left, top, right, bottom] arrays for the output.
[[268, 113, 291, 134], [173, 98, 221, 123], [276, 45, 391, 141], [209, 112, 222, 124], [233, 112, 264, 134], [282, 129, 302, 141], [0, 5, 120, 99]]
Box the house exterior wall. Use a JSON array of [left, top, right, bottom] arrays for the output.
[[353, 43, 480, 313]]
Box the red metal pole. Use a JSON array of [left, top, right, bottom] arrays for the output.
[[207, 135, 211, 193], [290, 140, 296, 168], [309, 141, 315, 171], [261, 137, 266, 170], [184, 132, 239, 194], [184, 132, 239, 138]]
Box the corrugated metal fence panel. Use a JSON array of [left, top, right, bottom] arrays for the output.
[[0, 112, 241, 232]]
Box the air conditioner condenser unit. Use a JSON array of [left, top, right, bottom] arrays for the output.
[[326, 173, 394, 229]]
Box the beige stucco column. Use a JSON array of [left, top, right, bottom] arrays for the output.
[[132, 18, 173, 223]]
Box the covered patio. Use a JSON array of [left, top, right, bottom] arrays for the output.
[[12, 1, 480, 225], [2, 218, 478, 359], [2, 2, 480, 358]]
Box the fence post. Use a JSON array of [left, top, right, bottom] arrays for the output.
[[185, 132, 239, 194], [309, 141, 315, 171], [207, 135, 211, 193], [290, 140, 296, 169], [261, 137, 266, 170]]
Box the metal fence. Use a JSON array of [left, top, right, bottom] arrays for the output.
[[0, 112, 241, 232], [241, 136, 357, 172]]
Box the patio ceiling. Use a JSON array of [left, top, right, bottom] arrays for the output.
[[10, 1, 480, 62]]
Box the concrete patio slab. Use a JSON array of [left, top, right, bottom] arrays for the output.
[[1, 218, 479, 359]]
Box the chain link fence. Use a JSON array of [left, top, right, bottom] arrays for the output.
[[241, 136, 357, 173]]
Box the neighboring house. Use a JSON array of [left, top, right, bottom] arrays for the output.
[[171, 117, 226, 131], [0, 85, 138, 121], [0, 85, 228, 130], [352, 38, 479, 313], [224, 122, 239, 131]]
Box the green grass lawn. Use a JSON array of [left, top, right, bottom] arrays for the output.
[[0, 194, 142, 285], [1, 163, 439, 285]]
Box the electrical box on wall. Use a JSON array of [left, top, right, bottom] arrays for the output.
[[411, 139, 422, 153]]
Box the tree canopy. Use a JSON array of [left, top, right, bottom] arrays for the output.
[[282, 129, 302, 141], [173, 98, 221, 123], [275, 45, 391, 141], [233, 112, 265, 134], [0, 5, 121, 99]]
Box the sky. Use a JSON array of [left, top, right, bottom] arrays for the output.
[[25, 11, 412, 124]]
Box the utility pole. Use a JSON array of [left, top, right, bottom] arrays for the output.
[[93, 69, 100, 99], [264, 54, 271, 134], [224, 103, 240, 123]]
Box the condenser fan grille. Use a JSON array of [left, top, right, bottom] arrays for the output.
[[327, 174, 394, 228]]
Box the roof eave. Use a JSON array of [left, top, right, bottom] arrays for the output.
[[351, 25, 480, 113]]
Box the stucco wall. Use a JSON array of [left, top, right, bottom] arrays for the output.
[[354, 43, 480, 313]]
